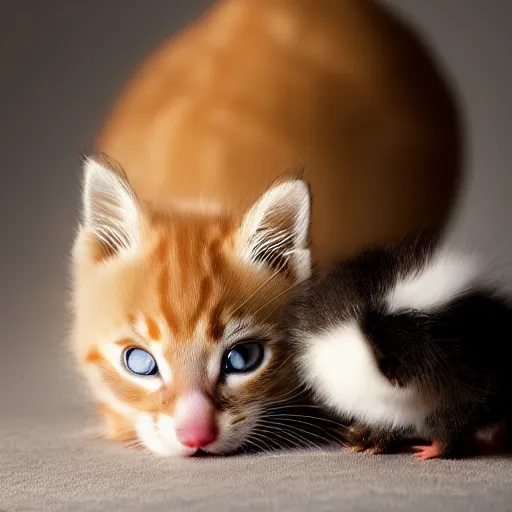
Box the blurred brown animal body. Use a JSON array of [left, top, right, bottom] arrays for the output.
[[97, 0, 462, 269]]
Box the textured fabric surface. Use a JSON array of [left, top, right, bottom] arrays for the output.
[[2, 408, 512, 512]]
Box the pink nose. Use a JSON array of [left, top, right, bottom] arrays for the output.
[[174, 392, 218, 449], [176, 424, 218, 449]]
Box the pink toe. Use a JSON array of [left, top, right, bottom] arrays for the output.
[[412, 442, 441, 461]]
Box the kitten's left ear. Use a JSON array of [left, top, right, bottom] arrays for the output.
[[238, 177, 312, 283], [80, 154, 141, 258]]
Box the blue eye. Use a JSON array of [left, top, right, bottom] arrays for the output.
[[224, 342, 265, 374], [123, 348, 159, 376]]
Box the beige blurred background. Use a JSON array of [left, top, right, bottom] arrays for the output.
[[1, 0, 511, 419]]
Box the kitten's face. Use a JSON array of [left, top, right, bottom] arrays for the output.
[[71, 156, 311, 456]]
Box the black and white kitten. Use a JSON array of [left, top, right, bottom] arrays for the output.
[[285, 233, 512, 460]]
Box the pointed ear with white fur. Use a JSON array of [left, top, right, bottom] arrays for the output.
[[80, 155, 141, 258], [238, 179, 312, 283]]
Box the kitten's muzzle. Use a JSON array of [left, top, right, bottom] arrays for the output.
[[174, 391, 218, 450]]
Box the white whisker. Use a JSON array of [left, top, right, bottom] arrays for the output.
[[252, 426, 303, 451], [232, 264, 287, 316], [242, 436, 271, 454], [263, 412, 348, 429], [261, 383, 309, 408], [256, 420, 324, 452], [246, 431, 279, 455], [252, 281, 298, 318], [259, 416, 346, 447]]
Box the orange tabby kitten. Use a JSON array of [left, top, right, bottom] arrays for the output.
[[72, 0, 461, 456], [73, 156, 312, 456]]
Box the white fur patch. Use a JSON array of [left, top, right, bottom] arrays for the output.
[[386, 249, 479, 314], [135, 414, 196, 457], [301, 323, 432, 432]]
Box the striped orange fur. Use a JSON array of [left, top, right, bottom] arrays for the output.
[[72, 156, 307, 455]]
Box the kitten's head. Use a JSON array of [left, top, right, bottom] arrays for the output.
[[71, 154, 312, 456]]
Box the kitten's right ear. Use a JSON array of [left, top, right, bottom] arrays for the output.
[[237, 176, 312, 283], [80, 155, 141, 256]]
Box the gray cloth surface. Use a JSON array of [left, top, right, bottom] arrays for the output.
[[2, 407, 512, 512]]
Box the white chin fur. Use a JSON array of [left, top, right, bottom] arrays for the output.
[[135, 413, 252, 457], [300, 323, 433, 432], [135, 415, 196, 457]]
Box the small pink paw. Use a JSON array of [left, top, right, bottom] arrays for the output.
[[412, 441, 441, 461]]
